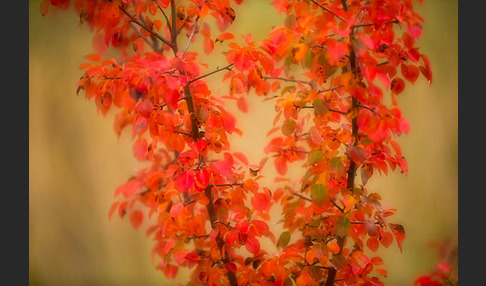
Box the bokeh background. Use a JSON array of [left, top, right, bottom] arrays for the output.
[[29, 0, 457, 285]]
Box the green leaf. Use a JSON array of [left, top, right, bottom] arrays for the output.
[[336, 216, 351, 237], [280, 85, 295, 96], [310, 184, 327, 207], [307, 149, 323, 166], [313, 98, 328, 116], [301, 169, 313, 190], [281, 119, 296, 137], [277, 231, 291, 248]]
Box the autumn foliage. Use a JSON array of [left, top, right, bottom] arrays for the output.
[[40, 0, 447, 285]]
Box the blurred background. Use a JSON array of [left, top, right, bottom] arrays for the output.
[[29, 0, 457, 285]]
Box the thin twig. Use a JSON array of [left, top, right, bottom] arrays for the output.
[[189, 63, 234, 84], [309, 0, 347, 23], [186, 234, 209, 241], [317, 84, 344, 94], [119, 5, 174, 50], [292, 193, 312, 202], [263, 76, 310, 85], [153, 0, 172, 31], [181, 16, 200, 57]]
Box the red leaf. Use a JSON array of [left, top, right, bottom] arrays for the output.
[[237, 96, 249, 113], [170, 202, 184, 217], [251, 192, 271, 212], [274, 156, 288, 175], [133, 137, 148, 161], [233, 152, 249, 166], [115, 180, 141, 198], [129, 210, 144, 229], [236, 220, 249, 234], [389, 223, 406, 253], [245, 236, 261, 255], [419, 54, 433, 84], [225, 229, 239, 247], [380, 231, 394, 248], [195, 169, 210, 190], [222, 111, 236, 133], [203, 38, 214, 55], [309, 126, 323, 145], [367, 236, 379, 252], [401, 64, 420, 84], [390, 77, 405, 95], [40, 0, 50, 16], [347, 146, 367, 165], [175, 170, 195, 192], [365, 219, 378, 237], [226, 262, 237, 272]]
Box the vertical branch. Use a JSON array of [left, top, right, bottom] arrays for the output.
[[180, 58, 238, 286], [204, 186, 238, 285], [325, 0, 359, 285], [170, 0, 178, 53]]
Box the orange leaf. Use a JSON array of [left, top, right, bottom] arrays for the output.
[[380, 231, 394, 248], [129, 210, 144, 229], [216, 32, 235, 42], [328, 242, 340, 254], [79, 62, 93, 70], [83, 53, 101, 62]]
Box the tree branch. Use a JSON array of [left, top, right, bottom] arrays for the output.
[[181, 16, 200, 57], [189, 63, 234, 84], [292, 192, 312, 202], [309, 0, 346, 23], [325, 1, 359, 285], [153, 0, 172, 31], [119, 5, 174, 50], [170, 0, 178, 53], [263, 76, 310, 85]]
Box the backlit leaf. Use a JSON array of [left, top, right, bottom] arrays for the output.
[[313, 98, 328, 116], [245, 237, 260, 255], [310, 184, 327, 207], [129, 210, 144, 229], [336, 216, 351, 237], [389, 223, 406, 253], [277, 231, 291, 248], [281, 119, 296, 137], [307, 149, 323, 166]]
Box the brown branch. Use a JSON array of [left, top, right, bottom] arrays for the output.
[[317, 85, 344, 94], [186, 234, 209, 241], [170, 0, 178, 52], [212, 183, 244, 188], [204, 186, 238, 286], [263, 76, 310, 85], [292, 193, 312, 202], [351, 19, 399, 29], [153, 0, 172, 31], [309, 0, 346, 23], [330, 199, 344, 213], [181, 16, 200, 57], [119, 5, 174, 50], [281, 148, 309, 154], [189, 63, 234, 84], [325, 1, 359, 285]]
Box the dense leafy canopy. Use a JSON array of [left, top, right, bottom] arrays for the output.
[[41, 0, 454, 285]]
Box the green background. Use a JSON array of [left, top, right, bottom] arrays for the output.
[[29, 0, 457, 285]]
